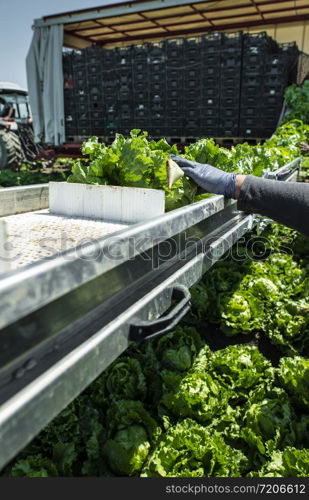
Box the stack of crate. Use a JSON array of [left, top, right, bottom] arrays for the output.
[[63, 30, 298, 140], [219, 32, 243, 137], [239, 32, 280, 137], [182, 37, 201, 137], [200, 33, 221, 137], [63, 51, 76, 137]]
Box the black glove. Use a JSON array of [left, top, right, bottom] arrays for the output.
[[170, 155, 238, 199]]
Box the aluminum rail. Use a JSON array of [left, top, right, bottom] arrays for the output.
[[0, 158, 301, 469]]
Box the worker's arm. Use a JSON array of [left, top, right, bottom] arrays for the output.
[[236, 175, 309, 236], [170, 155, 309, 237]]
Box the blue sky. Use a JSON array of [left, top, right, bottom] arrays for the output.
[[0, 1, 129, 89]]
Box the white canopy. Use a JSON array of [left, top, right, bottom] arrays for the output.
[[26, 24, 65, 145]]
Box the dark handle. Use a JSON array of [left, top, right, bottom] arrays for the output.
[[276, 167, 292, 180], [129, 284, 191, 342]]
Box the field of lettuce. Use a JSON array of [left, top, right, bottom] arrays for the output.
[[2, 118, 309, 478], [4, 223, 308, 478]]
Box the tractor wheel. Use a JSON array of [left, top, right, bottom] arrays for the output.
[[0, 129, 25, 170]]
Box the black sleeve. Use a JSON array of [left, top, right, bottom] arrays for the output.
[[237, 175, 309, 237]]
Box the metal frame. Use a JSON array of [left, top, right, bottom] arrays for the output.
[[32, 0, 309, 47]]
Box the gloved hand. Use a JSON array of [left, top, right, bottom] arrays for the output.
[[170, 155, 238, 199]]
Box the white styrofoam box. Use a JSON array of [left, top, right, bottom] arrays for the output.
[[49, 182, 165, 223]]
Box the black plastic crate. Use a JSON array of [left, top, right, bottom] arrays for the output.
[[222, 32, 243, 49], [167, 89, 182, 100], [264, 65, 288, 78], [134, 72, 148, 83], [133, 44, 148, 59], [134, 118, 151, 130], [263, 94, 283, 106], [202, 87, 220, 98], [103, 81, 115, 92], [221, 86, 240, 98], [220, 108, 239, 119], [148, 127, 165, 136], [135, 90, 149, 101], [240, 106, 260, 117], [184, 68, 200, 80], [184, 97, 203, 109], [201, 54, 220, 67], [91, 117, 104, 129], [89, 100, 104, 112], [221, 77, 241, 89], [167, 97, 182, 109], [199, 126, 219, 137], [166, 108, 183, 118], [242, 54, 265, 68], [241, 67, 264, 78], [148, 42, 164, 58], [165, 39, 183, 58], [262, 84, 285, 97], [259, 116, 278, 128], [201, 96, 220, 107], [186, 108, 199, 119], [65, 125, 77, 136], [168, 79, 183, 89], [263, 74, 287, 86], [134, 81, 148, 92], [167, 117, 183, 128], [201, 76, 217, 88], [151, 103, 164, 113], [243, 32, 277, 51], [201, 107, 218, 118], [151, 94, 165, 103], [74, 77, 87, 89], [149, 62, 165, 74], [201, 66, 219, 78], [88, 74, 103, 86], [239, 117, 255, 127], [220, 58, 242, 70], [186, 79, 201, 90], [220, 96, 240, 108], [134, 109, 148, 118], [200, 117, 219, 127], [73, 66, 86, 79], [77, 123, 92, 136], [239, 127, 261, 137], [184, 37, 201, 51], [87, 62, 101, 75], [85, 46, 102, 63], [167, 128, 183, 137], [241, 85, 262, 97], [184, 127, 200, 137], [186, 88, 202, 99], [76, 102, 89, 115], [166, 68, 179, 79], [260, 105, 282, 118], [149, 82, 164, 93], [104, 95, 117, 106], [202, 33, 222, 53], [241, 75, 264, 86], [74, 93, 89, 105], [73, 50, 86, 66], [219, 126, 239, 137], [220, 68, 241, 80]]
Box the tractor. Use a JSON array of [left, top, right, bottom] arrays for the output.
[[0, 82, 38, 170]]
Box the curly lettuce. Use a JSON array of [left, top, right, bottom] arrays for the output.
[[142, 419, 248, 477]]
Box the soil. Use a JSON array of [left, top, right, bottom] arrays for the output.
[[195, 321, 283, 366]]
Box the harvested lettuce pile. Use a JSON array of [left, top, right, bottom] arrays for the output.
[[67, 120, 309, 210]]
